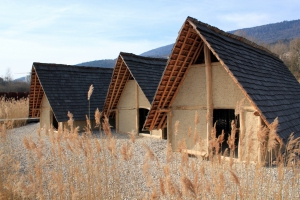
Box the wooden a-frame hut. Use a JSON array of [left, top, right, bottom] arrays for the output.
[[144, 17, 300, 161], [29, 63, 113, 131], [103, 52, 167, 137]]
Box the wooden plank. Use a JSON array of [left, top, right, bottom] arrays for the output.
[[167, 111, 172, 145], [116, 109, 119, 133], [204, 44, 213, 152], [172, 105, 206, 110]]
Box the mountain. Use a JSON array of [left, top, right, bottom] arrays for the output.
[[14, 77, 26, 82], [76, 44, 174, 68], [77, 59, 116, 68], [229, 19, 300, 44], [140, 44, 173, 58], [77, 19, 300, 68]]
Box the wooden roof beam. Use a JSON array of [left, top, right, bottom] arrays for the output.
[[149, 27, 193, 130], [110, 66, 130, 111], [106, 60, 124, 114], [161, 33, 202, 110]]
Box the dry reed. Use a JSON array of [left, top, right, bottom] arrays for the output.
[[0, 105, 299, 199]]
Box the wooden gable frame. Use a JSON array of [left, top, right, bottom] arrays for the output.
[[144, 20, 204, 130], [145, 17, 275, 132], [28, 66, 44, 118], [103, 55, 133, 117]]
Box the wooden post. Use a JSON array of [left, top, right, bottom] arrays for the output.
[[58, 122, 63, 132], [167, 111, 173, 147], [136, 83, 139, 135], [238, 110, 245, 161], [257, 116, 262, 165], [204, 44, 213, 152], [116, 109, 119, 133]]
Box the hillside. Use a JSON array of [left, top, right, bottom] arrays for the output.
[[229, 19, 300, 44], [77, 59, 116, 68], [139, 44, 173, 58]]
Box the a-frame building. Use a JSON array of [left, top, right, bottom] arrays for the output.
[[103, 52, 167, 137], [29, 63, 113, 131], [144, 17, 300, 161]]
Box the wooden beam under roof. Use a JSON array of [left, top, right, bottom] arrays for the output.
[[29, 67, 44, 118], [103, 55, 133, 118], [147, 22, 203, 131], [149, 23, 191, 130], [106, 60, 123, 115], [157, 36, 203, 129]]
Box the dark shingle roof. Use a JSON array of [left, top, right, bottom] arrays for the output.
[[120, 52, 167, 103], [188, 17, 300, 140], [33, 63, 113, 122]]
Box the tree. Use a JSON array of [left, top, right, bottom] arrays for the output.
[[268, 41, 289, 59], [25, 73, 31, 83], [290, 39, 300, 68], [4, 68, 13, 83]]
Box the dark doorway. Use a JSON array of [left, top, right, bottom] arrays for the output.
[[109, 116, 116, 130], [213, 109, 239, 157], [139, 108, 150, 134], [52, 112, 58, 130], [163, 127, 168, 140]]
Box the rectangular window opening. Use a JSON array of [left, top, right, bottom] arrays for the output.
[[213, 109, 239, 158]]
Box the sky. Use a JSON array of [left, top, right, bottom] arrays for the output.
[[0, 0, 300, 79]]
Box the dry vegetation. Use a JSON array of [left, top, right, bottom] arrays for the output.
[[0, 97, 29, 119], [0, 97, 29, 128], [0, 108, 300, 199]]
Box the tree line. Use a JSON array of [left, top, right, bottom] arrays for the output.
[[266, 38, 300, 80], [0, 68, 30, 92]]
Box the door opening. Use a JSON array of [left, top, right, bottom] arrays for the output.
[[139, 108, 150, 134], [213, 109, 239, 157], [51, 111, 58, 130], [163, 127, 168, 140]]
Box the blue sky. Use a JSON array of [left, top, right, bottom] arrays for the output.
[[1, 0, 300, 79]]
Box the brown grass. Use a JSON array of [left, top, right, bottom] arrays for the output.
[[0, 107, 300, 199], [0, 97, 29, 128], [0, 97, 28, 119]]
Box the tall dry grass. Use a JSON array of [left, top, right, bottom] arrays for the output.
[[0, 97, 29, 128], [0, 108, 299, 199], [0, 97, 29, 119]]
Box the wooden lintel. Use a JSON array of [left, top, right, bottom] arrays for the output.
[[243, 106, 256, 112], [117, 107, 136, 110], [171, 105, 206, 110]]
